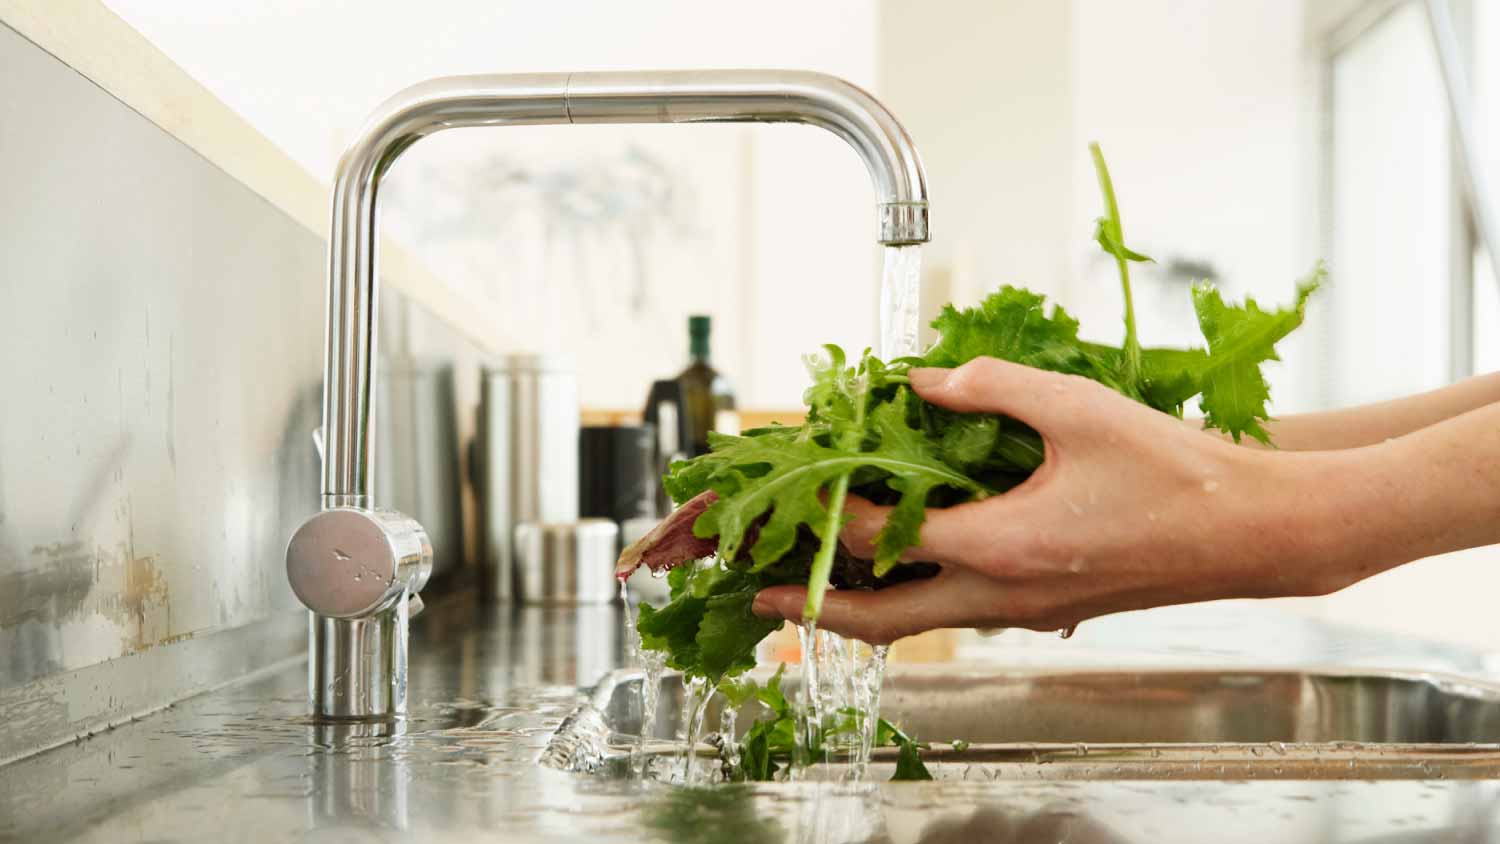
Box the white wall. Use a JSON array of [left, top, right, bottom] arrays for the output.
[[103, 0, 880, 410]]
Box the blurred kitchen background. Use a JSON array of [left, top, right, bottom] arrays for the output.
[[93, 0, 1500, 643], [7, 0, 1500, 763]]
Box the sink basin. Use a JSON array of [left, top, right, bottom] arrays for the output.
[[545, 665, 1500, 780]]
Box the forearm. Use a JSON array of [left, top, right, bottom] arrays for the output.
[[1200, 372, 1500, 451], [1289, 400, 1500, 589], [1365, 399, 1500, 559]]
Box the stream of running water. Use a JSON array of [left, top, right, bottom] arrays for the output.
[[789, 245, 922, 781]]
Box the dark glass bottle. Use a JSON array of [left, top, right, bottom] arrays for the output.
[[675, 315, 738, 457]]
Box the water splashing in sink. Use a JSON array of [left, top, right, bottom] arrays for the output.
[[621, 579, 666, 777]]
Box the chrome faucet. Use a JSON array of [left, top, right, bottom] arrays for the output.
[[285, 70, 930, 720]]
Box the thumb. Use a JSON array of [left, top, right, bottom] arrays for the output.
[[910, 357, 1077, 434]]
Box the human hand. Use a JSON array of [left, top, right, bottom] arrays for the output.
[[751, 357, 1381, 644]]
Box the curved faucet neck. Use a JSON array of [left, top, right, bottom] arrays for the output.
[[320, 69, 930, 504]]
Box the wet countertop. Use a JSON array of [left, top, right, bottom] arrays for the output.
[[4, 597, 1500, 843]]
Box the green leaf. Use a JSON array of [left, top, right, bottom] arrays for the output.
[[923, 286, 1092, 373], [684, 376, 985, 591], [1093, 217, 1154, 264], [733, 725, 779, 782], [867, 391, 952, 575], [637, 564, 799, 684], [892, 734, 934, 781], [1191, 264, 1323, 443], [718, 673, 761, 710], [726, 666, 797, 782], [756, 663, 790, 718], [939, 414, 998, 471], [874, 718, 906, 747]]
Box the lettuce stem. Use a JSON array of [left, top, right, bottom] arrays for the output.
[[1089, 142, 1142, 386], [803, 367, 871, 620], [803, 473, 849, 620]]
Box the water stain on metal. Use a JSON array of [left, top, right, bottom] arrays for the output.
[[122, 552, 171, 652], [0, 544, 94, 628], [0, 542, 173, 657]]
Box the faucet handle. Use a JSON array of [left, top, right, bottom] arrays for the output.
[[286, 508, 432, 618]]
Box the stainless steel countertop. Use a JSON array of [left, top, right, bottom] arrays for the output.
[[3, 597, 1500, 843]]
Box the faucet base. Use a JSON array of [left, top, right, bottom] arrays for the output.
[[308, 604, 410, 720]]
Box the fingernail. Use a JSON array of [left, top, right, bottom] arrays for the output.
[[751, 593, 781, 619], [908, 367, 951, 390]]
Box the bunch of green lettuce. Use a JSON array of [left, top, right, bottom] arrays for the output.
[[637, 143, 1323, 684]]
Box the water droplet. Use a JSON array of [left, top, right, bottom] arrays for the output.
[[1067, 501, 1084, 515], [1068, 557, 1088, 573], [1269, 741, 1287, 755], [1058, 625, 1077, 639], [1202, 480, 1220, 493], [333, 548, 351, 561]]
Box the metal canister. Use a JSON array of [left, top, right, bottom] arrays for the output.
[[578, 424, 657, 531], [477, 354, 580, 602], [513, 520, 620, 605]]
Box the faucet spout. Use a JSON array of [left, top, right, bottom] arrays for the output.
[[289, 70, 930, 720]]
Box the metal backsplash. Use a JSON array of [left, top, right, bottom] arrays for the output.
[[0, 22, 483, 764]]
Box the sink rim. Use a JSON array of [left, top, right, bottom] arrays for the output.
[[547, 664, 1500, 780]]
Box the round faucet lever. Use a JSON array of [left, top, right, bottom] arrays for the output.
[[286, 508, 432, 619]]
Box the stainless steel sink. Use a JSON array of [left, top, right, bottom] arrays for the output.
[[545, 665, 1500, 780]]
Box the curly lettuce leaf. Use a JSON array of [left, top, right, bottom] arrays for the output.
[[923, 286, 1093, 375], [1191, 264, 1324, 444], [671, 375, 986, 596], [637, 564, 800, 684]]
